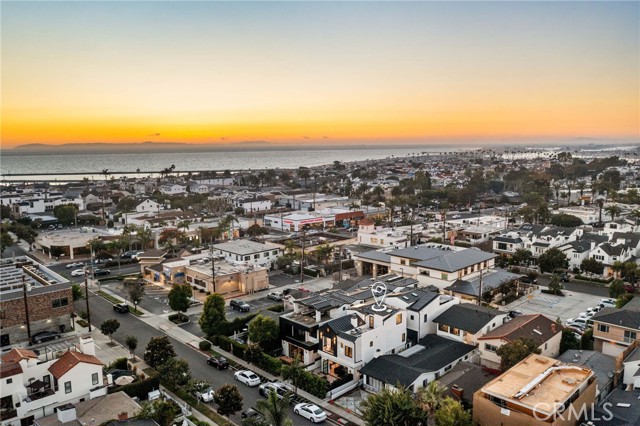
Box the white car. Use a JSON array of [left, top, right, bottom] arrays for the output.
[[71, 269, 86, 277], [294, 403, 327, 423], [586, 306, 602, 314], [234, 370, 261, 387], [578, 311, 595, 319], [66, 262, 83, 269], [600, 298, 616, 308], [268, 292, 283, 301], [566, 318, 589, 328], [195, 387, 215, 403]]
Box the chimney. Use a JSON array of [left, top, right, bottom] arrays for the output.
[[79, 335, 95, 356], [351, 314, 359, 327], [551, 323, 556, 334], [118, 412, 128, 422], [315, 310, 322, 323], [451, 384, 464, 400]]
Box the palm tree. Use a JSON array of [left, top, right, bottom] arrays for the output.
[[256, 391, 293, 426], [604, 204, 622, 221], [629, 209, 640, 227], [552, 182, 561, 208], [283, 239, 297, 256], [315, 243, 334, 265], [597, 198, 604, 223], [101, 169, 109, 220], [137, 227, 153, 250], [576, 181, 587, 201], [416, 381, 447, 420], [565, 180, 574, 205], [107, 238, 127, 272]]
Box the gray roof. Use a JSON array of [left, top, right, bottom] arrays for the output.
[[582, 233, 609, 245], [558, 350, 616, 394], [356, 250, 392, 263], [436, 362, 498, 405], [412, 249, 497, 273], [612, 232, 640, 248], [359, 335, 476, 388], [298, 291, 357, 311], [565, 240, 593, 253], [591, 307, 640, 329], [445, 270, 524, 297], [212, 240, 279, 256], [587, 389, 640, 426], [494, 236, 523, 243], [599, 243, 625, 256], [393, 289, 442, 312], [433, 303, 503, 333]]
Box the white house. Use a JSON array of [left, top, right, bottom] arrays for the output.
[[211, 240, 281, 269], [589, 242, 633, 277], [159, 184, 187, 195], [0, 336, 106, 426], [477, 314, 563, 370], [433, 303, 509, 347], [234, 197, 272, 213], [135, 199, 160, 213]]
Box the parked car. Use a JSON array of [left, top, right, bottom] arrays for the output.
[[113, 303, 130, 313], [268, 292, 284, 301], [194, 387, 215, 403], [599, 298, 617, 308], [241, 408, 264, 420], [230, 300, 251, 312], [71, 269, 86, 277], [31, 331, 61, 345], [259, 381, 292, 400], [520, 276, 537, 284], [234, 370, 261, 387], [578, 311, 595, 320], [565, 326, 584, 335], [207, 356, 229, 370], [94, 269, 111, 276], [66, 262, 83, 269], [294, 403, 327, 423], [566, 318, 590, 328], [508, 310, 523, 318], [586, 306, 602, 314]]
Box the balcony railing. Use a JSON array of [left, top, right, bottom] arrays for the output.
[[0, 409, 18, 421], [24, 389, 55, 403]]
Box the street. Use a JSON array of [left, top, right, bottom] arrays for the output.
[[76, 292, 317, 425]]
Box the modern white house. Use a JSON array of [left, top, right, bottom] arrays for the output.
[[211, 240, 281, 269], [0, 336, 106, 426], [135, 199, 161, 213], [159, 184, 187, 195]]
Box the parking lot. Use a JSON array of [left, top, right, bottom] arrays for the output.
[[101, 281, 175, 315], [268, 271, 300, 287], [504, 288, 604, 324]]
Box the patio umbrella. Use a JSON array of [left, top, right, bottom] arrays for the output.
[[114, 376, 134, 385], [26, 380, 46, 390]]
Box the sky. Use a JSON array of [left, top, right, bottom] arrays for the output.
[[1, 1, 638, 148]]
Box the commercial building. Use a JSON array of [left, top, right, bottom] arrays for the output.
[[473, 354, 597, 426], [0, 257, 72, 347]]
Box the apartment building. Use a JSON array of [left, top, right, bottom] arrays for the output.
[[591, 299, 640, 357], [473, 354, 597, 426], [211, 240, 281, 269], [0, 257, 72, 347], [0, 336, 106, 426]]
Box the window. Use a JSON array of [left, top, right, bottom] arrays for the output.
[[254, 254, 259, 259], [624, 330, 637, 343], [7, 378, 12, 384], [410, 315, 414, 321], [64, 381, 72, 394], [272, 250, 278, 255], [401, 333, 406, 342], [441, 273, 448, 280], [484, 343, 498, 353], [91, 373, 99, 385], [400, 259, 406, 265], [344, 346, 353, 358], [396, 314, 402, 324], [598, 324, 609, 333], [263, 253, 268, 257], [52, 297, 69, 309], [369, 316, 374, 328], [544, 343, 548, 350], [423, 314, 428, 323], [244, 256, 250, 261]]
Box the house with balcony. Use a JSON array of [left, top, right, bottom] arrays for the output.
[[473, 354, 596, 426], [591, 298, 640, 357], [443, 269, 526, 303], [280, 291, 359, 367], [353, 244, 497, 291], [492, 233, 525, 258], [0, 336, 106, 426], [359, 334, 478, 393], [433, 303, 508, 347], [477, 314, 564, 370], [589, 243, 633, 278], [317, 302, 408, 378]]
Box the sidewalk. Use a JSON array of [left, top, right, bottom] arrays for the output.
[[95, 285, 364, 425]]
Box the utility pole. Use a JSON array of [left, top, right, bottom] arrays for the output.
[[300, 226, 307, 283], [84, 269, 92, 332], [477, 269, 484, 306], [22, 274, 32, 341], [337, 250, 343, 283], [409, 208, 414, 247], [210, 238, 216, 293]]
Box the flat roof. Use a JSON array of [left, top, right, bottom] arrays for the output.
[[481, 354, 593, 415], [212, 240, 280, 256]]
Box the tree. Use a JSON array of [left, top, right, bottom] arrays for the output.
[[144, 336, 177, 369], [550, 213, 583, 227], [53, 204, 78, 226], [360, 385, 428, 426], [125, 335, 138, 360], [0, 226, 14, 253], [158, 358, 191, 387], [256, 390, 293, 426], [168, 284, 192, 321], [581, 258, 604, 275], [71, 284, 84, 301], [496, 337, 542, 371], [433, 397, 472, 426], [242, 417, 271, 426], [199, 293, 227, 336], [548, 275, 563, 295], [314, 243, 334, 265], [214, 383, 243, 416], [248, 315, 280, 348], [511, 248, 532, 266], [127, 281, 145, 312], [138, 399, 180, 426], [538, 248, 568, 273], [416, 380, 446, 417], [246, 224, 268, 237], [560, 327, 580, 353], [609, 279, 626, 299], [281, 356, 304, 395], [604, 204, 622, 221], [117, 196, 138, 213], [100, 319, 120, 343]]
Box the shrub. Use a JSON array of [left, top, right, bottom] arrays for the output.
[[216, 313, 258, 336], [266, 305, 285, 313], [110, 375, 160, 400], [217, 335, 247, 358], [199, 340, 212, 351], [297, 370, 329, 399], [107, 357, 129, 371], [330, 373, 354, 390]]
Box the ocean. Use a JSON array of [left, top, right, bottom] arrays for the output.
[[0, 145, 473, 182]]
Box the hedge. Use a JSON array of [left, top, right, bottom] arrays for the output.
[[198, 340, 212, 351], [575, 275, 613, 284], [106, 357, 129, 371], [216, 313, 258, 336], [267, 305, 285, 313], [254, 353, 282, 376], [297, 369, 329, 399], [110, 375, 160, 400], [218, 335, 247, 358]]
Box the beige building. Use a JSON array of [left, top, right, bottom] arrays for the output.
[[591, 298, 640, 357], [473, 354, 597, 426]]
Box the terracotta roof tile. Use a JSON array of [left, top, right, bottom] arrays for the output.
[[0, 362, 23, 378], [48, 351, 103, 379], [1, 348, 38, 363]]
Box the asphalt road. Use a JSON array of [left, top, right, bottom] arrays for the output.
[[77, 293, 316, 425], [536, 275, 609, 297]]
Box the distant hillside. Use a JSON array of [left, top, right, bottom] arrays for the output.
[[8, 141, 276, 154]]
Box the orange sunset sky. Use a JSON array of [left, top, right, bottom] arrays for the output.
[[1, 1, 638, 149]]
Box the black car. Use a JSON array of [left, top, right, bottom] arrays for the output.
[[94, 268, 111, 276], [113, 303, 130, 313], [520, 276, 537, 284], [230, 300, 251, 312], [207, 356, 229, 370], [31, 331, 61, 345], [508, 310, 523, 318], [241, 408, 264, 420]]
